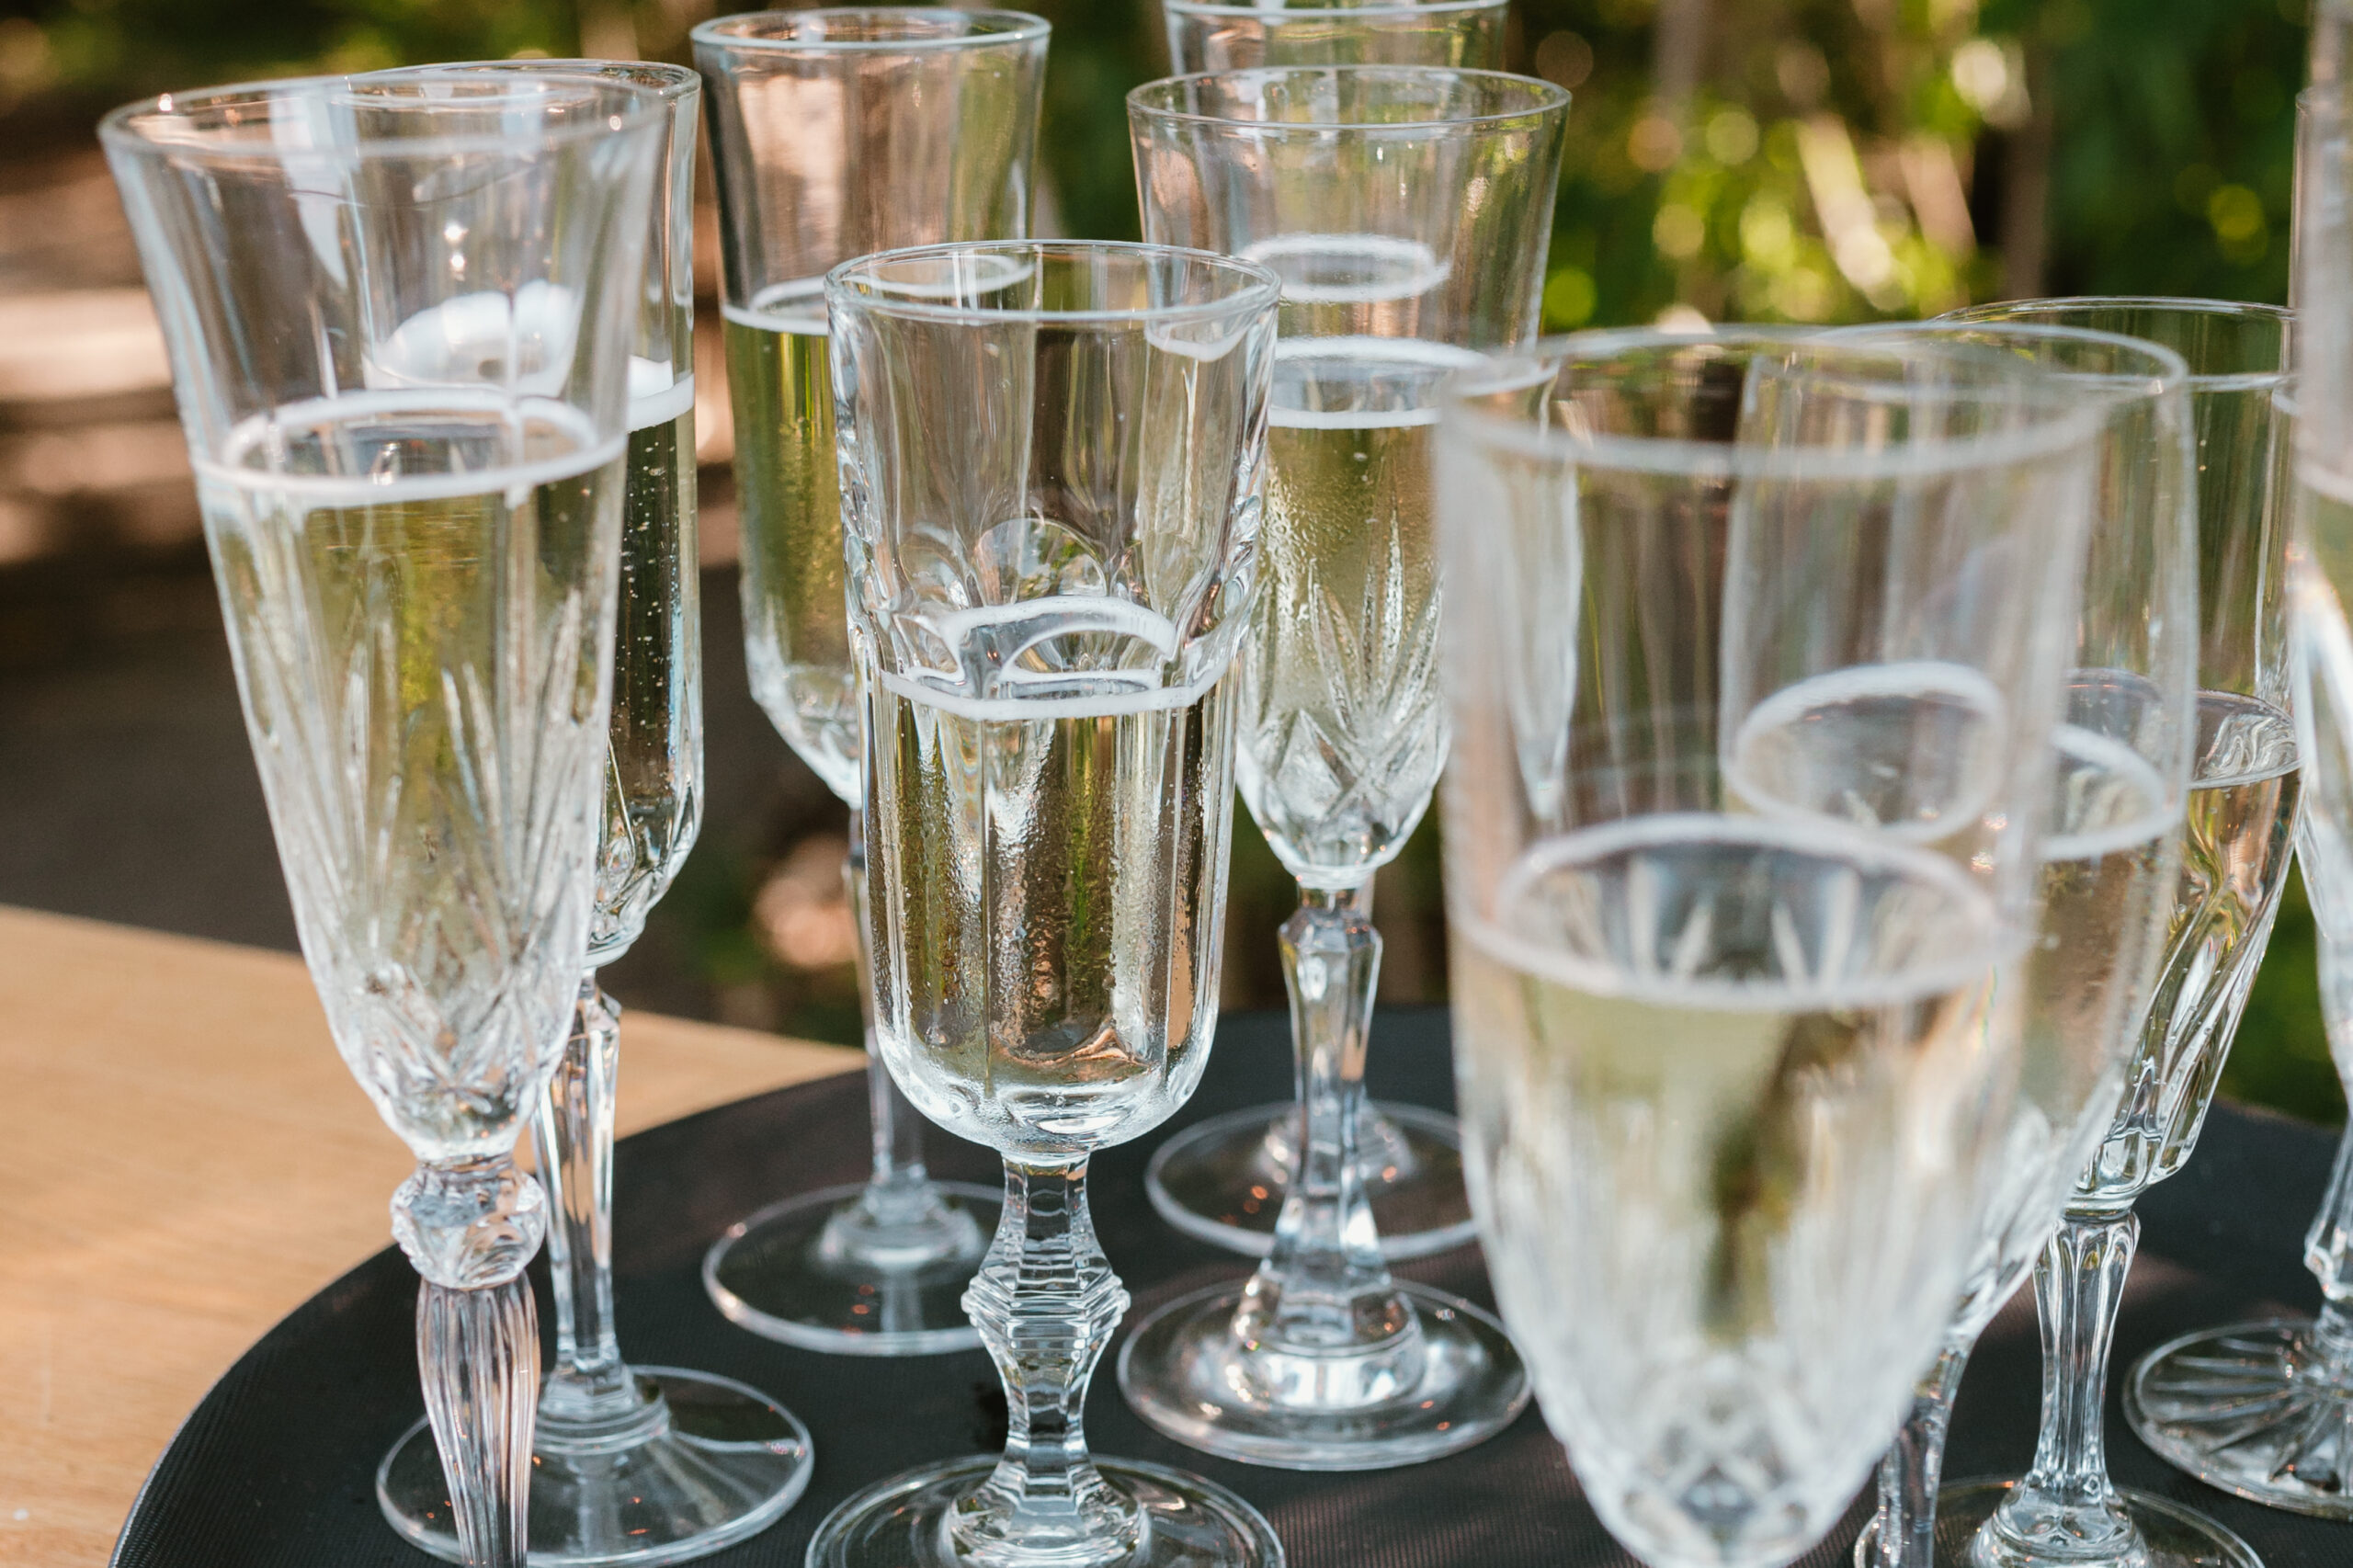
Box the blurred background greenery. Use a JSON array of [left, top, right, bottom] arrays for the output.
[[0, 0, 2336, 1123]]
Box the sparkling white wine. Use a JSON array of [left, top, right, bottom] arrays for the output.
[[1953, 704, 2179, 1329], [195, 392, 623, 1159], [594, 365, 702, 960], [1452, 815, 2018, 1568], [2082, 688, 2300, 1199], [864, 667, 1238, 1163], [1239, 336, 1480, 881], [725, 281, 860, 805]]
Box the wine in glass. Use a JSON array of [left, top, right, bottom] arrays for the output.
[[693, 7, 1050, 1355], [805, 239, 1284, 1568], [1120, 65, 1566, 1472], [103, 70, 669, 1568], [369, 62, 815, 1566], [1437, 327, 2108, 1568], [1927, 297, 2298, 1568]]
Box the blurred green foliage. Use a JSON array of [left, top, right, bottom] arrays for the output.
[[3, 0, 2336, 1122]]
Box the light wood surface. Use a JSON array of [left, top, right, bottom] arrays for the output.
[[0, 906, 860, 1567]]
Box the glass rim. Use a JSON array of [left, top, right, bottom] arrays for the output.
[[379, 58, 700, 103], [97, 69, 670, 161], [1823, 321, 2192, 403], [1938, 296, 2292, 392], [1442, 325, 2107, 480], [691, 7, 1051, 54], [825, 239, 1281, 327], [1127, 65, 1569, 131], [1164, 0, 1506, 15]]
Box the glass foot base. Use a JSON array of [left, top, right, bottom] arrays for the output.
[[1116, 1279, 1528, 1471], [703, 1180, 999, 1356], [2126, 1318, 2353, 1518], [379, 1365, 813, 1567], [807, 1453, 1282, 1568], [1856, 1479, 2262, 1568], [1142, 1102, 1474, 1262]]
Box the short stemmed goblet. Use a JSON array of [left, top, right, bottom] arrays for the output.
[[1924, 298, 2299, 1568], [806, 240, 1283, 1568], [2118, 94, 2353, 1520], [103, 73, 667, 1568], [1435, 328, 2108, 1568], [1120, 65, 1564, 1470], [370, 62, 813, 1566], [693, 8, 1049, 1355], [1165, 0, 1506, 74], [1829, 326, 2199, 1568]]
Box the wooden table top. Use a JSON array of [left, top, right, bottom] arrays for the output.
[[0, 906, 861, 1567]]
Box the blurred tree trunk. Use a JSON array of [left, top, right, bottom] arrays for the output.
[[2001, 44, 2053, 300], [1653, 0, 1710, 107]]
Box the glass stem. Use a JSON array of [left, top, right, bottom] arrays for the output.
[[1992, 1207, 2142, 1556], [419, 1275, 540, 1568], [2303, 937, 2353, 1378], [1232, 881, 1423, 1403], [955, 1159, 1137, 1566], [1870, 1336, 1973, 1568], [392, 1153, 545, 1568], [536, 974, 644, 1431], [849, 806, 930, 1207]]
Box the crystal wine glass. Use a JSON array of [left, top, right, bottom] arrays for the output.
[[1437, 327, 2109, 1568], [1165, 0, 1506, 74], [804, 239, 1282, 1568], [2118, 91, 2353, 1519], [693, 7, 1049, 1355], [369, 61, 814, 1566], [1913, 298, 2299, 1568], [1140, 27, 1514, 1277], [102, 72, 668, 1568], [1819, 325, 2200, 1568], [1120, 64, 1564, 1471]]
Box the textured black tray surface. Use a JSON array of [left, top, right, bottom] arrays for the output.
[[112, 1006, 2349, 1568]]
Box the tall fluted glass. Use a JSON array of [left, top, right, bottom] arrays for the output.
[[694, 7, 1049, 1355], [1165, 0, 1506, 73], [101, 73, 667, 1568], [1820, 327, 2198, 1568], [805, 240, 1282, 1568], [1928, 298, 2298, 1568], [2120, 92, 2353, 1521], [369, 62, 813, 1568], [1437, 328, 2106, 1568], [1121, 65, 1564, 1471]]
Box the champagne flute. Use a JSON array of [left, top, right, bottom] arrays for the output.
[[1928, 297, 2298, 1568], [693, 7, 1049, 1355], [1436, 327, 2108, 1568], [1824, 325, 2199, 1568], [102, 71, 667, 1568], [1165, 0, 1506, 74], [369, 62, 814, 1567], [1139, 51, 1543, 1271], [806, 239, 1283, 1568], [1121, 64, 1565, 1471], [2119, 92, 2353, 1520]]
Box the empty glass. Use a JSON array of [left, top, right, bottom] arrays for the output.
[[1120, 64, 1564, 1471], [804, 240, 1281, 1568], [1438, 328, 2108, 1568], [368, 61, 813, 1567], [2120, 93, 2353, 1519], [1824, 327, 2199, 1568], [1929, 298, 2298, 1568], [103, 72, 667, 1568], [694, 7, 1048, 1355], [1164, 0, 1506, 72]]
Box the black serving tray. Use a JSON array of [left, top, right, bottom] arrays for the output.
[[110, 1007, 2353, 1568]]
